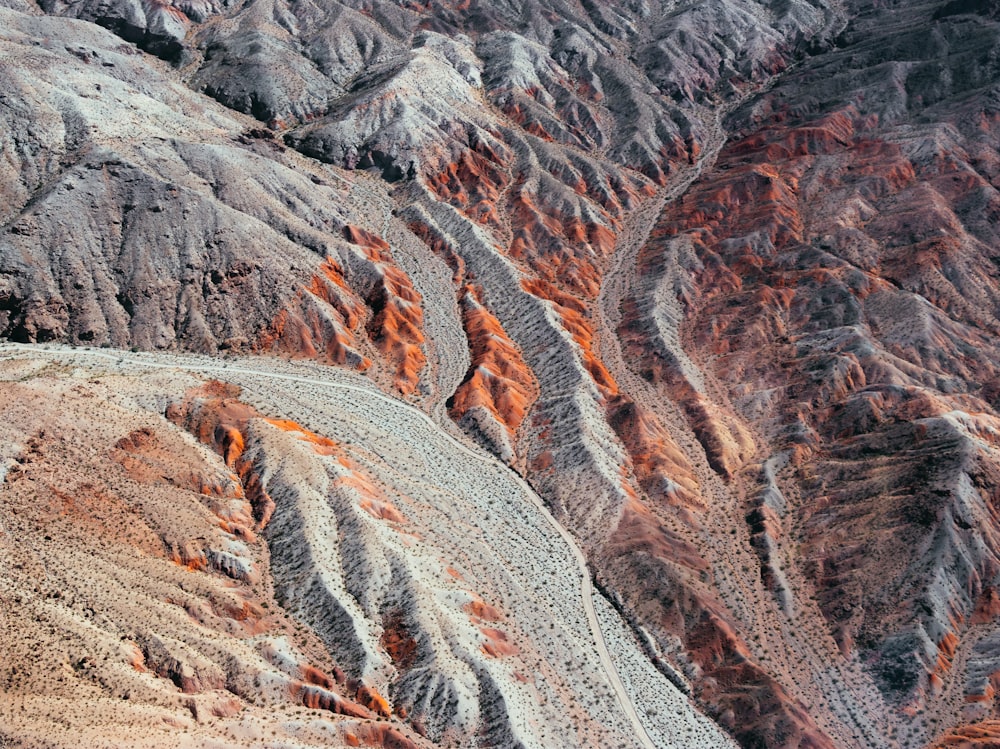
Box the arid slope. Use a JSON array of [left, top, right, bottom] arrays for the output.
[[5, 0, 1000, 747]]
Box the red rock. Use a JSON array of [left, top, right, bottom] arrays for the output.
[[479, 626, 518, 658], [448, 285, 537, 441], [296, 682, 370, 718], [425, 149, 509, 231], [263, 418, 339, 455], [355, 684, 392, 718], [935, 722, 1000, 748], [256, 281, 370, 372], [463, 597, 503, 622], [257, 230, 427, 393], [347, 723, 420, 749], [358, 260, 427, 395], [510, 191, 610, 299], [607, 394, 701, 508], [300, 664, 335, 689], [342, 225, 391, 253], [380, 610, 418, 671], [167, 390, 272, 526], [521, 276, 617, 396]]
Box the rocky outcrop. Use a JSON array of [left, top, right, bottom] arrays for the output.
[[340, 225, 427, 394], [934, 721, 1000, 748], [447, 285, 537, 464], [0, 14, 434, 395]]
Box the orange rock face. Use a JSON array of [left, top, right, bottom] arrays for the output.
[[521, 276, 617, 396], [296, 682, 371, 718], [0, 372, 438, 749], [448, 285, 537, 445], [355, 684, 392, 718], [344, 723, 421, 749], [264, 418, 340, 455], [301, 663, 338, 689], [259, 256, 372, 370], [935, 722, 1000, 748], [612, 5, 1000, 741], [509, 189, 614, 299], [479, 626, 519, 658], [165, 384, 277, 529], [463, 597, 503, 622], [170, 386, 412, 531], [606, 394, 701, 509], [254, 225, 428, 395], [15, 0, 1000, 743], [343, 225, 428, 394], [425, 144, 510, 231]]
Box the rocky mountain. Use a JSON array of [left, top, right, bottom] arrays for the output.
[[3, 0, 1000, 747]]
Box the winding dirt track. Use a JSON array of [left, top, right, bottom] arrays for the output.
[[0, 342, 662, 749]]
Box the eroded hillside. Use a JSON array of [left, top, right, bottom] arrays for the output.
[[4, 0, 1000, 746], [0, 347, 734, 749]]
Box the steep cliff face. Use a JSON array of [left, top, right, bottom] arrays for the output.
[[5, 0, 1000, 746]]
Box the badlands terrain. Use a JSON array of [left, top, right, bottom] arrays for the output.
[[3, 0, 1000, 747]]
